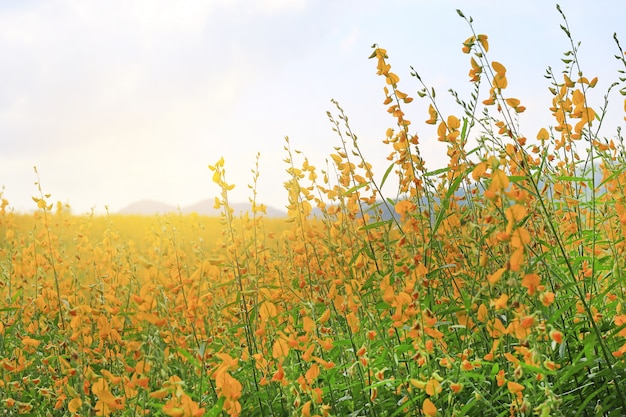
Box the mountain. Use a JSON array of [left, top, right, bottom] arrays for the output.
[[309, 199, 400, 221], [179, 200, 286, 217], [117, 199, 177, 215], [117, 199, 286, 217]]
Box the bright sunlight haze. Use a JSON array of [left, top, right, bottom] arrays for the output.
[[0, 0, 623, 213]]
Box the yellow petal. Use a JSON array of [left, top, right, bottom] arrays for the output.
[[68, 398, 82, 413], [509, 248, 524, 272], [318, 308, 331, 324], [386, 72, 400, 85], [447, 115, 460, 130], [477, 303, 488, 323], [259, 301, 277, 321], [493, 73, 508, 89], [505, 98, 520, 108], [489, 169, 510, 192], [303, 316, 315, 333], [477, 34, 489, 52], [488, 267, 506, 285], [471, 162, 488, 181], [492, 61, 506, 74], [507, 381, 525, 394], [422, 398, 438, 416], [272, 338, 290, 359], [537, 128, 550, 141]]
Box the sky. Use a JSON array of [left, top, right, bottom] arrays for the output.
[[1, 0, 624, 214]]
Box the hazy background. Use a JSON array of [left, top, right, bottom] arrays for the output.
[[1, 0, 624, 214]]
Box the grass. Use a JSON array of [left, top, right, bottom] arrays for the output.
[[1, 5, 626, 416]]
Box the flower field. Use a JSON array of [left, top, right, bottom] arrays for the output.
[[2, 8, 626, 417]]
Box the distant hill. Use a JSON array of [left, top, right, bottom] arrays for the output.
[[118, 199, 286, 217], [118, 199, 177, 215], [309, 199, 400, 221]]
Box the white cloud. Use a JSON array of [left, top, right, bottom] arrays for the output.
[[254, 0, 306, 14], [341, 26, 359, 52], [64, 0, 219, 34]]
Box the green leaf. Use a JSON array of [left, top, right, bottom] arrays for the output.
[[206, 396, 226, 417], [394, 343, 413, 355], [175, 347, 201, 368], [460, 117, 469, 141], [359, 219, 392, 231], [380, 162, 395, 188], [348, 242, 376, 264], [555, 175, 592, 182], [519, 361, 556, 376], [431, 173, 465, 235], [424, 167, 451, 177], [342, 182, 369, 196]]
